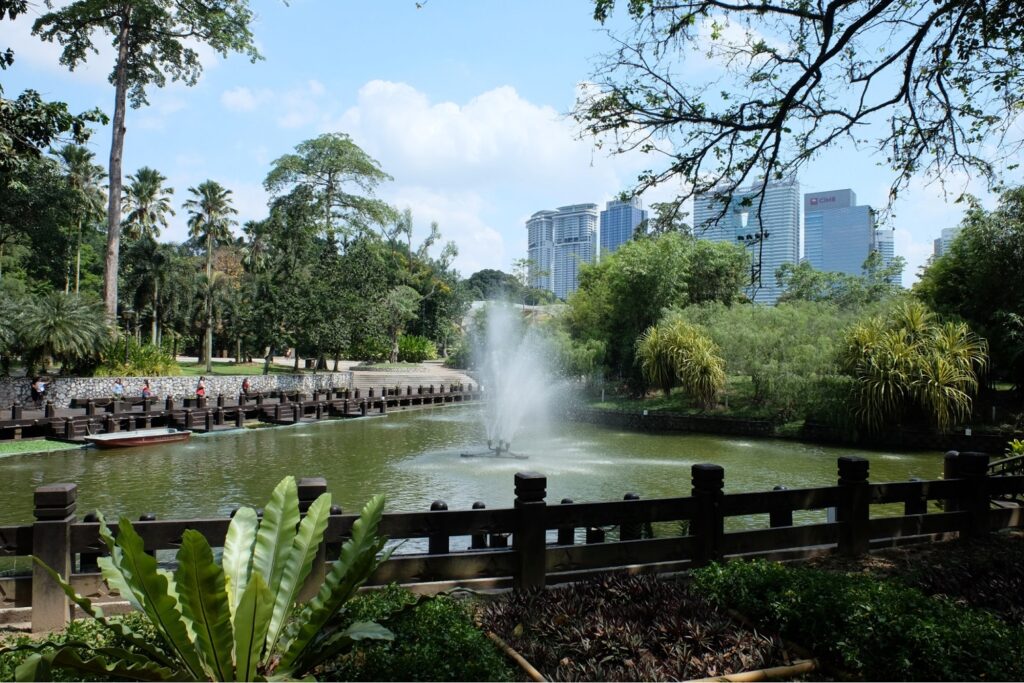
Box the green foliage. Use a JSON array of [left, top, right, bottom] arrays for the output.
[[776, 251, 905, 308], [324, 585, 515, 682], [94, 336, 179, 377], [17, 291, 110, 373], [679, 301, 861, 422], [0, 613, 164, 682], [838, 300, 988, 432], [566, 232, 748, 389], [915, 187, 1024, 387], [636, 318, 725, 407], [693, 560, 1024, 681], [397, 334, 438, 362], [5, 477, 393, 681]]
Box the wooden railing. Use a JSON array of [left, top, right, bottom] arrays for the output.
[[2, 451, 1022, 632]]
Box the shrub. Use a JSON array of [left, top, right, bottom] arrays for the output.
[[322, 585, 515, 682], [397, 335, 438, 363], [2, 478, 393, 681], [0, 613, 163, 682], [692, 559, 1024, 681], [636, 318, 725, 407], [94, 336, 180, 377]]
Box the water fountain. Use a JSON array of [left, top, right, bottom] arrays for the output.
[[461, 304, 558, 460]]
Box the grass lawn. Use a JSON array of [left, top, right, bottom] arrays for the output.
[[354, 362, 429, 371], [590, 375, 778, 420], [176, 362, 308, 376], [0, 439, 85, 457]]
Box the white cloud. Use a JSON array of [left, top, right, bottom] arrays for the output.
[[221, 86, 266, 111], [385, 187, 505, 276]]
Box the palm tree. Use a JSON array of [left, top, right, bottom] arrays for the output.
[[55, 145, 106, 294], [122, 167, 174, 242], [19, 292, 110, 374], [241, 220, 270, 273], [123, 238, 175, 344], [184, 180, 237, 372]]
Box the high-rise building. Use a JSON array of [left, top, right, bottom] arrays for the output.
[[526, 210, 556, 291], [599, 198, 647, 256], [552, 203, 598, 300], [803, 189, 875, 276], [932, 226, 962, 258], [693, 177, 800, 304], [873, 228, 900, 286]]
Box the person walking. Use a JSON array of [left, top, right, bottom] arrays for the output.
[[30, 377, 43, 408], [196, 377, 207, 399], [241, 378, 251, 395], [112, 378, 125, 399], [141, 379, 152, 398]]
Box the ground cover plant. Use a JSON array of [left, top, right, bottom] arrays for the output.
[[1, 476, 393, 681], [320, 584, 515, 682], [692, 559, 1024, 681], [479, 573, 787, 681]]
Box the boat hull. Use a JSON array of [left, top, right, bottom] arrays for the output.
[[85, 429, 192, 449]]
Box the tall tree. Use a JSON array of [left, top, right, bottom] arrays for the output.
[[184, 180, 237, 372], [579, 0, 1024, 210], [122, 166, 174, 241], [33, 0, 261, 319], [264, 133, 396, 246], [55, 144, 106, 294]]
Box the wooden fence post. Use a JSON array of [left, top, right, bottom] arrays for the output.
[[557, 498, 575, 545], [325, 504, 344, 561], [621, 492, 641, 541], [770, 486, 792, 527], [297, 477, 328, 601], [905, 477, 927, 515], [471, 502, 488, 549], [942, 450, 961, 512], [513, 472, 547, 590], [837, 456, 870, 557], [958, 452, 990, 538], [32, 483, 77, 633], [429, 501, 449, 554], [691, 464, 724, 567], [79, 512, 100, 572]]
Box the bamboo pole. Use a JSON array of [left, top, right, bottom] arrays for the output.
[[688, 658, 817, 682], [486, 631, 546, 682]]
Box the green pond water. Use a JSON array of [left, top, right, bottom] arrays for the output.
[[0, 405, 944, 526]]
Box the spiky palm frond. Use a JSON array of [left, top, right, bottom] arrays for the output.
[[122, 167, 174, 241], [19, 293, 110, 370]]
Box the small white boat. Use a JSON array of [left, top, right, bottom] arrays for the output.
[[84, 427, 192, 449]]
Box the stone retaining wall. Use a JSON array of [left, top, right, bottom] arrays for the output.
[[567, 407, 775, 437], [0, 373, 353, 408]]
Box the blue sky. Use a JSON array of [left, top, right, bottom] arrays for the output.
[[4, 0, 1010, 282]]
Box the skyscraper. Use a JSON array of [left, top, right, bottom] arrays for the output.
[[552, 203, 598, 300], [599, 198, 647, 255], [693, 177, 800, 304], [526, 210, 556, 291], [932, 226, 962, 258], [873, 228, 900, 286], [803, 189, 875, 276]]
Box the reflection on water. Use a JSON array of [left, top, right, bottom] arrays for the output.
[[0, 405, 944, 525]]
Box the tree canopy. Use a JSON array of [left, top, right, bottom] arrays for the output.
[[579, 0, 1024, 208], [33, 0, 261, 317]]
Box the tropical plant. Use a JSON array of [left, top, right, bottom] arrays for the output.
[[636, 318, 725, 408], [838, 300, 988, 432], [7, 477, 393, 681], [94, 336, 179, 377], [18, 292, 109, 373], [185, 180, 238, 373], [122, 167, 174, 242], [54, 144, 106, 295], [397, 335, 438, 363]]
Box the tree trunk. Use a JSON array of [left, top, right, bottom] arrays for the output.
[[103, 8, 132, 320], [333, 354, 339, 371], [205, 233, 213, 373], [294, 353, 300, 371], [263, 352, 272, 375], [236, 338, 241, 364], [151, 283, 158, 344], [390, 329, 400, 364], [75, 217, 82, 294]]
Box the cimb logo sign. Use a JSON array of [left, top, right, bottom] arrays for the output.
[[808, 196, 836, 206]]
